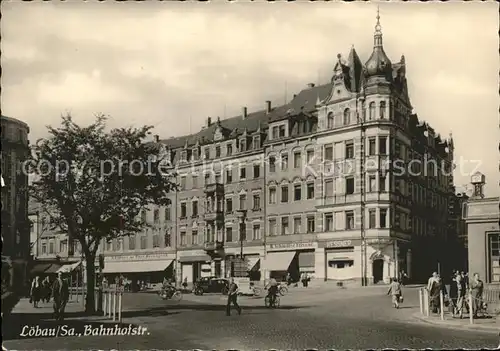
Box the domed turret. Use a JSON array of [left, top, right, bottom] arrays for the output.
[[364, 8, 392, 81]]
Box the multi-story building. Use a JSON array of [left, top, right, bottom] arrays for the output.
[[40, 12, 461, 285], [1, 115, 31, 293]]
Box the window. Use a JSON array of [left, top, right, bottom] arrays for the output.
[[328, 260, 354, 269], [239, 194, 246, 210], [369, 175, 376, 192], [293, 152, 301, 168], [253, 194, 260, 210], [379, 137, 387, 155], [253, 164, 260, 178], [281, 217, 289, 235], [252, 224, 261, 241], [272, 126, 279, 139], [180, 231, 187, 246], [343, 108, 351, 125], [192, 230, 198, 245], [278, 125, 286, 138], [227, 144, 233, 156], [269, 187, 277, 204], [369, 210, 376, 229], [345, 142, 354, 159], [204, 173, 210, 185], [226, 227, 233, 242], [192, 201, 198, 217], [327, 112, 334, 129], [324, 146, 333, 161], [325, 179, 334, 197], [153, 234, 160, 248], [215, 146, 221, 158], [379, 174, 386, 192], [192, 175, 198, 188], [253, 136, 260, 149], [269, 156, 276, 172], [325, 213, 333, 231], [345, 177, 355, 195], [41, 243, 47, 254], [369, 102, 375, 120], [226, 169, 232, 183], [380, 209, 387, 228], [240, 139, 246, 152], [180, 203, 187, 218], [294, 217, 301, 234], [140, 236, 147, 249], [239, 166, 246, 179], [268, 219, 277, 236], [154, 209, 160, 224], [306, 182, 315, 199], [222, 198, 231, 213], [129, 235, 136, 250], [204, 148, 210, 160], [281, 185, 289, 203], [164, 207, 171, 221], [380, 101, 386, 119], [307, 216, 315, 233], [346, 211, 354, 230], [281, 154, 288, 170], [306, 150, 314, 164], [368, 138, 376, 155], [294, 184, 302, 201], [59, 239, 68, 253]]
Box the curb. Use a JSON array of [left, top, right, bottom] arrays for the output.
[[412, 312, 499, 334]]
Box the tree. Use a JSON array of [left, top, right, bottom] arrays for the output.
[[28, 114, 176, 313]]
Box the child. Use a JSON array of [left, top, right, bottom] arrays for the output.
[[387, 277, 403, 309]]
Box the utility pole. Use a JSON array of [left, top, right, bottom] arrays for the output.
[[357, 90, 367, 286]]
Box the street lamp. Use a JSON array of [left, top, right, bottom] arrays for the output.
[[237, 210, 248, 260]]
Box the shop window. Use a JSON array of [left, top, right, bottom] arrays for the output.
[[489, 233, 500, 282], [328, 260, 354, 268]]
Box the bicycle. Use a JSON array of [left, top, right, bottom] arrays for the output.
[[279, 285, 288, 296], [158, 288, 183, 302], [265, 294, 280, 308]]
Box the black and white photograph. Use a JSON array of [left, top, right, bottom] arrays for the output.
[[1, 1, 499, 350]]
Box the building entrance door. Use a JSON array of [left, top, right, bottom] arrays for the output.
[[372, 259, 384, 284]]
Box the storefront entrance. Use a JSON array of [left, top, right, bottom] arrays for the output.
[[372, 259, 384, 284]]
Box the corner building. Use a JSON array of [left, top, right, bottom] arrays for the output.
[[98, 13, 458, 285]]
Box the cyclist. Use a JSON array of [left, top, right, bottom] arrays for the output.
[[162, 278, 176, 299], [266, 278, 279, 307]]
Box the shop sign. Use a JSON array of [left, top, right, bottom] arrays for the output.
[[105, 253, 172, 261], [268, 242, 315, 250], [325, 239, 356, 248], [178, 250, 207, 257]]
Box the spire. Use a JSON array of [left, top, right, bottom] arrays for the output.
[[374, 5, 383, 47]]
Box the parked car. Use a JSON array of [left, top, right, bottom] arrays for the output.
[[193, 277, 229, 295]]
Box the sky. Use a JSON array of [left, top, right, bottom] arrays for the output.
[[1, 1, 498, 195]]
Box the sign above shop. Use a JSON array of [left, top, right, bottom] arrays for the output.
[[268, 242, 315, 250], [105, 253, 172, 261], [326, 240, 354, 248]]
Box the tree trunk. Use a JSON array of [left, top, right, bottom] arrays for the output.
[[85, 255, 96, 314]]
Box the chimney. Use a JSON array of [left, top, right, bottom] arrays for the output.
[[242, 106, 248, 119], [207, 117, 212, 127], [307, 83, 315, 88], [154, 135, 160, 143], [265, 100, 272, 113]]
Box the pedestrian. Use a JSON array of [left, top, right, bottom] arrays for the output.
[[470, 273, 484, 318], [42, 276, 51, 303], [387, 277, 403, 309], [454, 271, 466, 318], [448, 272, 459, 315], [182, 277, 188, 290], [286, 273, 292, 286], [52, 272, 69, 321], [30, 276, 41, 308], [226, 278, 241, 316]]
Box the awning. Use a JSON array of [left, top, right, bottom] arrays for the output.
[[178, 255, 211, 263], [30, 263, 52, 274], [44, 263, 64, 274], [57, 261, 81, 273], [265, 251, 296, 271], [247, 257, 260, 271], [298, 251, 315, 268], [102, 259, 173, 274]]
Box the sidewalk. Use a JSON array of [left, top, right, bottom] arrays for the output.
[[413, 312, 499, 334]]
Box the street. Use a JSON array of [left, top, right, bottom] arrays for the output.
[[3, 286, 498, 350]]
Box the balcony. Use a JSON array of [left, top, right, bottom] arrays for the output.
[[203, 240, 224, 252], [204, 182, 224, 194], [204, 209, 224, 222]]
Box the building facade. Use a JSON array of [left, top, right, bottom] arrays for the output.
[[1, 115, 31, 293], [37, 14, 462, 286]]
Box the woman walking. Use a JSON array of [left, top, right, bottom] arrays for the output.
[[387, 278, 403, 309], [30, 276, 41, 308]]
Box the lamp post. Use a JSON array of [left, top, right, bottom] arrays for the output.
[[237, 210, 248, 260], [357, 90, 368, 286]]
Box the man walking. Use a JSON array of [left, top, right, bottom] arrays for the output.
[[52, 272, 69, 321], [226, 278, 241, 316]]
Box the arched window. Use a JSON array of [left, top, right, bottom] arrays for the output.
[[343, 108, 351, 125], [380, 101, 386, 119], [327, 112, 334, 129], [369, 102, 376, 120]]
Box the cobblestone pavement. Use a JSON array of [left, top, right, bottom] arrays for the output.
[[3, 287, 498, 350]]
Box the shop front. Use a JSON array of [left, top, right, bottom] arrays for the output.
[[177, 250, 211, 284], [224, 245, 264, 281], [102, 252, 176, 288], [264, 242, 316, 282]]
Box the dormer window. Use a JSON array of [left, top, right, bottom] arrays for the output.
[[253, 136, 260, 149], [181, 150, 187, 162], [278, 125, 286, 138], [226, 143, 233, 156], [272, 126, 279, 139], [327, 112, 334, 129], [215, 146, 221, 158], [186, 149, 192, 162], [239, 139, 246, 152], [204, 148, 210, 160], [192, 147, 199, 161]]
